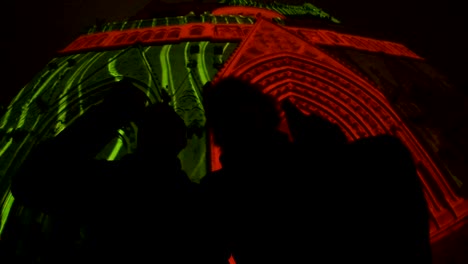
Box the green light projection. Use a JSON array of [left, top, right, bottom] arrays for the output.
[[87, 3, 334, 36], [219, 0, 340, 23], [94, 123, 139, 162], [0, 41, 239, 238], [108, 58, 124, 82], [106, 129, 125, 161], [0, 191, 14, 235]]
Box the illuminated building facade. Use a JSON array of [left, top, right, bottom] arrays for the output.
[[0, 0, 467, 262]]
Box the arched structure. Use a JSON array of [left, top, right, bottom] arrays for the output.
[[212, 18, 468, 238], [0, 2, 466, 262]]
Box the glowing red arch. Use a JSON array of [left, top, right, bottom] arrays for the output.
[[237, 53, 394, 134], [212, 6, 286, 20], [211, 51, 468, 239]]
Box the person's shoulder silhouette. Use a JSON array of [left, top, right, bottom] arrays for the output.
[[10, 80, 149, 263], [11, 80, 148, 214], [343, 134, 432, 263], [202, 77, 322, 264], [201, 77, 431, 263], [88, 92, 201, 264], [203, 77, 283, 152]]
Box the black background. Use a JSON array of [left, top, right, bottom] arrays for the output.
[[3, 0, 466, 107]]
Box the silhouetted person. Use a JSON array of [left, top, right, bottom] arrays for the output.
[[282, 98, 352, 260], [283, 98, 432, 263], [10, 80, 148, 263], [201, 77, 322, 264], [282, 99, 348, 150], [84, 94, 198, 264], [11, 83, 200, 263], [342, 135, 432, 263], [12, 80, 147, 216], [282, 98, 348, 200], [201, 77, 431, 264]]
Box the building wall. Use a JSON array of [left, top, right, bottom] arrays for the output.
[[321, 47, 468, 197]]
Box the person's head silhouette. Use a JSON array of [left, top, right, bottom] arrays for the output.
[[203, 77, 280, 151], [46, 80, 148, 160], [136, 101, 187, 157], [282, 99, 347, 148]]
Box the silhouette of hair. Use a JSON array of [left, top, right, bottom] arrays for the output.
[[11, 80, 148, 213], [51, 80, 148, 160], [136, 102, 187, 155], [203, 77, 281, 148], [282, 99, 347, 148]]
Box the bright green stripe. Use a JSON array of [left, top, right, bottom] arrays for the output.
[[1, 115, 40, 172], [197, 41, 210, 86], [0, 106, 13, 129], [0, 88, 25, 129], [160, 45, 175, 106], [108, 57, 123, 81], [107, 138, 124, 161], [223, 43, 230, 54], [185, 43, 203, 109], [56, 53, 102, 133], [0, 191, 15, 236], [160, 45, 170, 90], [16, 57, 75, 129], [190, 144, 206, 182], [120, 21, 128, 30], [144, 47, 153, 98], [0, 138, 13, 157], [140, 46, 160, 101], [30, 56, 78, 104], [76, 54, 100, 116]]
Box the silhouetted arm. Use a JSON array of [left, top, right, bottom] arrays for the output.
[[11, 141, 119, 215]]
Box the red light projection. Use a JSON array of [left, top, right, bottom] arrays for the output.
[[59, 24, 422, 60], [212, 6, 286, 20], [211, 18, 467, 241], [228, 254, 236, 264], [60, 24, 250, 53]]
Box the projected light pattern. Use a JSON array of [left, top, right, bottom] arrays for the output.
[[211, 18, 467, 240], [220, 0, 340, 22], [90, 1, 337, 35], [0, 191, 14, 235], [0, 4, 466, 258], [0, 42, 238, 236], [61, 22, 420, 60], [91, 15, 256, 35]]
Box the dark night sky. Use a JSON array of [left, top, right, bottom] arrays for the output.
[[3, 0, 466, 107], [314, 0, 467, 87]]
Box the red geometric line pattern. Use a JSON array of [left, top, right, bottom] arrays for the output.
[[228, 54, 467, 239], [59, 23, 422, 60], [211, 19, 466, 241], [212, 6, 287, 20]]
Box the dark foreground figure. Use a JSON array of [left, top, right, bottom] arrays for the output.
[[7, 77, 431, 264], [10, 82, 201, 263], [201, 77, 432, 264]]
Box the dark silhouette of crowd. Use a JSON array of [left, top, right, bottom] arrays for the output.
[[7, 77, 432, 263], [200, 77, 431, 264]]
